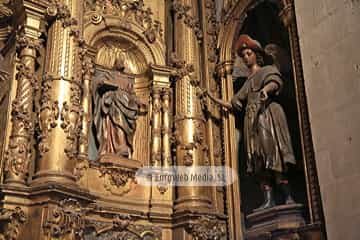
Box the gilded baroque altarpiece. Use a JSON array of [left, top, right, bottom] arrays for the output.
[[0, 0, 325, 239]]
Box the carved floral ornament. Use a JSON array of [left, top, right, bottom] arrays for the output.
[[85, 0, 163, 43], [171, 0, 203, 42], [0, 207, 27, 240], [186, 215, 227, 240], [43, 199, 161, 240]]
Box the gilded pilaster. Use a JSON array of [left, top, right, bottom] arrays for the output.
[[34, 0, 83, 183], [151, 88, 162, 167], [172, 0, 211, 212], [4, 26, 42, 185]]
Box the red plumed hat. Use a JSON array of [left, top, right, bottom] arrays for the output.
[[235, 34, 264, 55]]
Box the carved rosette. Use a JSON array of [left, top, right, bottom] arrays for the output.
[[0, 207, 27, 240], [4, 32, 42, 184], [186, 216, 227, 240], [85, 0, 163, 43]]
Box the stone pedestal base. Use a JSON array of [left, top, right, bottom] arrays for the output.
[[245, 204, 310, 240]]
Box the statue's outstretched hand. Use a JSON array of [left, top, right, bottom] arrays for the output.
[[230, 97, 243, 111]]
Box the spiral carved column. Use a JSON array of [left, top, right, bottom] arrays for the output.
[[33, 0, 83, 184], [4, 31, 42, 185]]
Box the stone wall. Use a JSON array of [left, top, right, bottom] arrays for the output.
[[295, 1, 360, 239]]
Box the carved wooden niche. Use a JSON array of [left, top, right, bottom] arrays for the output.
[[229, 0, 325, 236], [88, 37, 151, 167]]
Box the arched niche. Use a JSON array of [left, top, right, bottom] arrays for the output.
[[83, 10, 167, 165], [217, 0, 325, 238], [87, 36, 152, 164]]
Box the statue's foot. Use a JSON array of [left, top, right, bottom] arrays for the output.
[[279, 183, 296, 205], [254, 187, 276, 211], [285, 196, 296, 205], [254, 200, 276, 211]]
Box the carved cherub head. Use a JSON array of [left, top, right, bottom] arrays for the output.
[[113, 58, 126, 72]]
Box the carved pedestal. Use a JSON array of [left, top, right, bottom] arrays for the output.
[[245, 204, 307, 240]]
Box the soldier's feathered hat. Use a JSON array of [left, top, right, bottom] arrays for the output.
[[235, 34, 264, 55]]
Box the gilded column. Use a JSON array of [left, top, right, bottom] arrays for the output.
[[4, 25, 42, 185], [151, 88, 162, 167], [34, 0, 83, 184], [78, 50, 95, 159], [149, 65, 173, 215], [161, 88, 172, 169], [172, 0, 212, 211]]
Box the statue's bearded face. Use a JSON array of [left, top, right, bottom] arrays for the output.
[[114, 59, 126, 71], [240, 48, 257, 68]]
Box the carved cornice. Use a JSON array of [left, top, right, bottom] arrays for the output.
[[85, 0, 163, 43], [171, 0, 203, 42], [0, 207, 27, 240]]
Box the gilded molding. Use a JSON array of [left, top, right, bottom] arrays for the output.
[[0, 207, 27, 240], [172, 1, 203, 42]]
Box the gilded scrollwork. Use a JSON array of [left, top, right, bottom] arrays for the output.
[[99, 166, 136, 188], [185, 216, 227, 240], [60, 101, 83, 159], [85, 0, 163, 43], [43, 199, 85, 239], [204, 0, 219, 64], [38, 78, 60, 156], [86, 214, 162, 240], [0, 207, 27, 240], [171, 1, 203, 42]]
